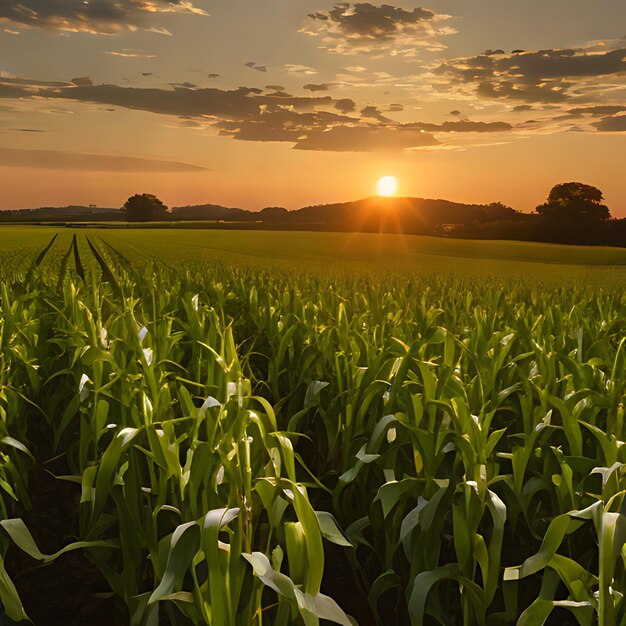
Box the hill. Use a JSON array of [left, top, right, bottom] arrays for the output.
[[286, 197, 516, 233], [0, 197, 518, 235], [169, 197, 516, 234], [0, 205, 122, 222]]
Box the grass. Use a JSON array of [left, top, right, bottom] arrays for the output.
[[0, 226, 625, 625]]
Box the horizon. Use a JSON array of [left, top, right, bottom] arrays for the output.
[[0, 191, 591, 216], [1, 1, 625, 216]]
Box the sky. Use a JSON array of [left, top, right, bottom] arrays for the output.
[[0, 0, 625, 215]]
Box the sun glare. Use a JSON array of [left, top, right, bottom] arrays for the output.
[[377, 176, 398, 197]]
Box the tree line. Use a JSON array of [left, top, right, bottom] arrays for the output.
[[123, 183, 625, 247]]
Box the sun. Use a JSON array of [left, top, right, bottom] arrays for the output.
[[377, 176, 398, 197]]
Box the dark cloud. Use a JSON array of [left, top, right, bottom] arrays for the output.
[[389, 103, 403, 112], [566, 105, 626, 118], [307, 3, 434, 40], [303, 83, 332, 92], [335, 98, 356, 113], [0, 0, 207, 34], [436, 45, 626, 104], [0, 147, 206, 171], [0, 74, 516, 152], [360, 105, 391, 122], [594, 115, 626, 131], [449, 109, 461, 116], [216, 107, 356, 143], [266, 85, 286, 91], [71, 77, 93, 87], [302, 3, 451, 56]]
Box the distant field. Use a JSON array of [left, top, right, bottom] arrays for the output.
[[2, 226, 626, 286]]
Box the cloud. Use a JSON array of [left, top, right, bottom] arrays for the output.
[[245, 61, 268, 73], [304, 83, 332, 92], [0, 147, 207, 171], [71, 76, 93, 87], [566, 105, 626, 118], [594, 114, 626, 131], [0, 0, 207, 35], [170, 81, 198, 89], [335, 98, 356, 113], [302, 2, 453, 56], [435, 44, 626, 104], [0, 73, 517, 153], [402, 120, 512, 133], [284, 64, 318, 76], [360, 105, 391, 122], [294, 125, 439, 151]]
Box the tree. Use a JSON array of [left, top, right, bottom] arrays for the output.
[[535, 182, 610, 221], [123, 194, 169, 222]]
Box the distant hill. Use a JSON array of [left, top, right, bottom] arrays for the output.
[[172, 203, 252, 221], [170, 197, 517, 234], [0, 205, 122, 222], [0, 197, 517, 235], [287, 197, 516, 233]]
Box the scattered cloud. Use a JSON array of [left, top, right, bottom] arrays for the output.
[[435, 43, 626, 104], [302, 2, 454, 56], [0, 73, 540, 153], [0, 0, 207, 35]]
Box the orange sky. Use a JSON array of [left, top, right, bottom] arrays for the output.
[[1, 0, 625, 215]]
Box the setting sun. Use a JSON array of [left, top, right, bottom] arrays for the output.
[[377, 176, 398, 197]]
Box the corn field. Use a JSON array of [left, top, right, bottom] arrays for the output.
[[0, 230, 625, 625]]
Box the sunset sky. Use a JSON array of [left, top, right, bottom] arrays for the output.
[[0, 0, 625, 214]]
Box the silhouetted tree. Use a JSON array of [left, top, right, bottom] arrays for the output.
[[536, 182, 610, 221], [123, 194, 169, 222], [535, 182, 610, 244], [259, 206, 289, 222]]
